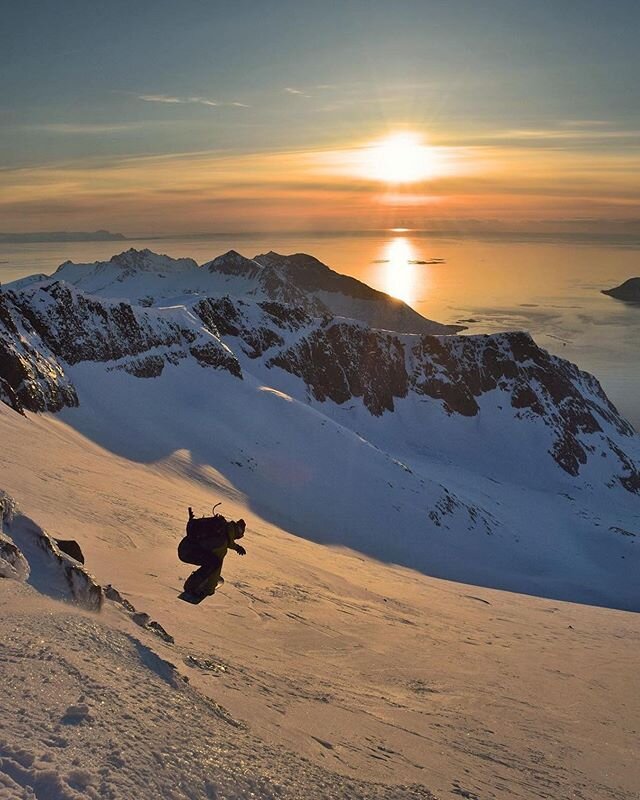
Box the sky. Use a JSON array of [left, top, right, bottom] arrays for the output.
[[2, 0, 640, 234]]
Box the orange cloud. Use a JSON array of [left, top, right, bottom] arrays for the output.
[[1, 133, 639, 233]]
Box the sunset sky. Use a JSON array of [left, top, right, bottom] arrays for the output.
[[2, 0, 640, 234]]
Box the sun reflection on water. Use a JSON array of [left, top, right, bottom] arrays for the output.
[[379, 237, 419, 305]]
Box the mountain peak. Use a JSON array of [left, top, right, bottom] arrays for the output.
[[204, 250, 262, 277], [254, 252, 327, 271], [108, 248, 198, 273]]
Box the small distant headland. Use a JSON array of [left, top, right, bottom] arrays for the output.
[[602, 277, 640, 301], [0, 230, 127, 244]]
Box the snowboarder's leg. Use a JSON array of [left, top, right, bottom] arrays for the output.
[[199, 560, 224, 596], [183, 555, 223, 597]]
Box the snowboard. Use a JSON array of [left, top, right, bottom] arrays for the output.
[[178, 576, 224, 604]]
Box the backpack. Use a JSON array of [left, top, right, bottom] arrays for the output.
[[185, 506, 229, 549]]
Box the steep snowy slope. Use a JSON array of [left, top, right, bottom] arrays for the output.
[[1, 405, 639, 800], [1, 249, 639, 608], [0, 584, 435, 800]]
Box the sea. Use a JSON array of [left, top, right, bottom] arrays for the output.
[[1, 231, 638, 429]]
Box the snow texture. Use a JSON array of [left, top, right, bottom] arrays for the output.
[[0, 584, 435, 800]]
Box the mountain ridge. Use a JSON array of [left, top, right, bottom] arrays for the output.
[[1, 247, 639, 609]]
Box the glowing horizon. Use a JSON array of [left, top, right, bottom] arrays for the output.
[[3, 2, 640, 235], [2, 130, 640, 235]]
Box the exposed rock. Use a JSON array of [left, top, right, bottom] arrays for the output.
[[205, 249, 262, 279], [0, 281, 242, 413], [267, 320, 638, 488], [0, 491, 102, 610], [602, 277, 640, 301], [103, 583, 136, 612], [110, 355, 166, 378], [54, 538, 85, 564], [0, 492, 30, 580], [269, 320, 409, 415], [0, 290, 78, 414], [105, 584, 175, 644], [132, 612, 175, 645]]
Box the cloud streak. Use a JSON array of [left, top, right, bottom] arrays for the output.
[[26, 122, 151, 134], [136, 93, 249, 108], [284, 87, 311, 98]]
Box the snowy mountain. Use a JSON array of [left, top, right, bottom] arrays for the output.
[[1, 248, 639, 610], [14, 246, 458, 334]]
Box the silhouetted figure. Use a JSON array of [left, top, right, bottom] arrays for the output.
[[178, 507, 246, 602]]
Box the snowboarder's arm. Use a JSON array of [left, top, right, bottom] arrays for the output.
[[230, 543, 246, 555]]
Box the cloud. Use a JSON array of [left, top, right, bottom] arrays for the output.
[[27, 122, 150, 134], [136, 93, 249, 108], [3, 134, 640, 234], [137, 94, 185, 104], [284, 87, 311, 98]]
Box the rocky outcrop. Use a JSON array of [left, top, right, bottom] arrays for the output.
[[193, 296, 316, 359], [104, 584, 174, 644], [0, 289, 78, 414], [0, 282, 242, 413], [0, 494, 30, 581], [205, 249, 262, 279], [10, 282, 194, 365], [602, 277, 640, 301], [265, 319, 639, 489], [54, 539, 85, 564], [0, 491, 102, 610], [269, 320, 409, 415]]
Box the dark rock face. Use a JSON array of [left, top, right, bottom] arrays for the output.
[[193, 297, 313, 359], [0, 282, 242, 414], [190, 342, 242, 376], [269, 321, 409, 415], [602, 277, 640, 301], [264, 318, 638, 489], [0, 290, 78, 414], [10, 282, 190, 365], [54, 539, 85, 564], [111, 355, 166, 379]]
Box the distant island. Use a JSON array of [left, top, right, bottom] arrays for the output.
[[0, 230, 126, 244], [602, 277, 640, 301]]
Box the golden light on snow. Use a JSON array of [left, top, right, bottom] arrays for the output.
[[358, 131, 447, 184]]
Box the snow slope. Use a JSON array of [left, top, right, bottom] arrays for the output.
[[0, 403, 638, 799], [0, 584, 434, 800]]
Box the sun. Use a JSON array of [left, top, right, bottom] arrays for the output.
[[361, 131, 444, 184]]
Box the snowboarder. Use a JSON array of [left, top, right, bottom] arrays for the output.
[[178, 506, 246, 603]]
